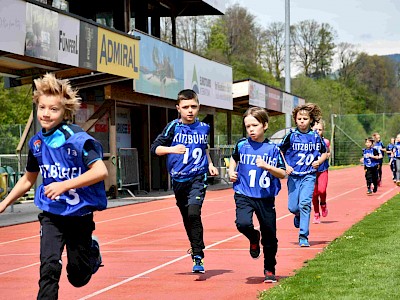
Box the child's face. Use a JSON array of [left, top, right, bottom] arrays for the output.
[[244, 115, 268, 143], [365, 140, 373, 148], [37, 94, 65, 132], [176, 98, 199, 124], [296, 110, 312, 133], [313, 122, 324, 137]]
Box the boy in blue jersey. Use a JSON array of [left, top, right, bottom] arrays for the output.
[[361, 137, 382, 194], [229, 107, 286, 283], [150, 89, 218, 273], [278, 103, 327, 247], [386, 137, 396, 181], [372, 133, 385, 186], [0, 73, 108, 299]]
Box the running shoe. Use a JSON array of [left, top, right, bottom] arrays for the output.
[[90, 236, 103, 274], [321, 203, 328, 217], [250, 231, 261, 259], [192, 255, 205, 273], [264, 270, 277, 283], [293, 214, 300, 228], [373, 185, 378, 193], [367, 189, 372, 195], [397, 181, 400, 187], [313, 213, 321, 224], [299, 237, 310, 247]]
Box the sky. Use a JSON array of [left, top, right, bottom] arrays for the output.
[[232, 0, 400, 56]]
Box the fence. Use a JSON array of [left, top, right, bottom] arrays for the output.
[[118, 148, 141, 196], [209, 146, 234, 183]]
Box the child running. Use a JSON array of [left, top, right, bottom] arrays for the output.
[[311, 120, 330, 224], [360, 137, 382, 194], [150, 89, 218, 273], [386, 137, 396, 182], [0, 73, 108, 299], [278, 103, 327, 247], [228, 107, 285, 283]]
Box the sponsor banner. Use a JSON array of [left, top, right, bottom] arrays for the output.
[[58, 14, 79, 66], [266, 87, 282, 112], [25, 3, 58, 61], [97, 28, 139, 79], [282, 92, 293, 114], [184, 51, 232, 110], [249, 81, 266, 108], [116, 107, 132, 149], [79, 21, 97, 70], [133, 30, 184, 99], [0, 0, 26, 55]]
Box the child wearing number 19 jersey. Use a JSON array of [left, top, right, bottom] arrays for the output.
[[229, 107, 286, 283], [151, 89, 218, 274]]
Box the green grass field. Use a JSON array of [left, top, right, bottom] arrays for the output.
[[258, 194, 400, 300]]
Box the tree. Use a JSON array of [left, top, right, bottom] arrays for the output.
[[263, 22, 285, 81]]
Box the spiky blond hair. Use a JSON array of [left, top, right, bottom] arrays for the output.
[[33, 73, 81, 121]]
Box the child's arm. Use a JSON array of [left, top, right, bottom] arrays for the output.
[[256, 158, 286, 179], [228, 156, 238, 182], [0, 171, 38, 213], [312, 152, 328, 169], [280, 150, 293, 175], [206, 148, 219, 176], [155, 144, 186, 156], [44, 159, 108, 200]]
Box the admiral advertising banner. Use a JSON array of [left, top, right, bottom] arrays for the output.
[[97, 27, 139, 79], [184, 51, 232, 110], [0, 0, 26, 55]]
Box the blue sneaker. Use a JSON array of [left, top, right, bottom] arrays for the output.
[[90, 236, 103, 274], [294, 215, 300, 228], [192, 255, 205, 273], [299, 237, 310, 247]]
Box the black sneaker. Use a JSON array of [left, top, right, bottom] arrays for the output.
[[373, 185, 378, 193], [249, 230, 261, 259], [90, 236, 103, 274], [264, 270, 277, 283]]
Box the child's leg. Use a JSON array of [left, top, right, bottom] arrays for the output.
[[365, 167, 372, 189], [371, 166, 378, 190], [65, 214, 95, 287], [37, 212, 65, 299], [254, 198, 277, 274], [396, 160, 400, 181], [298, 174, 316, 239], [317, 170, 329, 204], [287, 176, 301, 214], [312, 172, 320, 214], [234, 193, 257, 242]]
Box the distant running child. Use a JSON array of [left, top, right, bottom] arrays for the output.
[[0, 73, 108, 299], [278, 103, 327, 247], [392, 134, 400, 186], [360, 137, 382, 194], [372, 132, 385, 186], [150, 89, 218, 273], [311, 120, 330, 224], [228, 107, 285, 283], [386, 137, 396, 182]]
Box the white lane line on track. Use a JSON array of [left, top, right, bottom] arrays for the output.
[[377, 187, 397, 199], [79, 185, 367, 299], [0, 235, 40, 246]]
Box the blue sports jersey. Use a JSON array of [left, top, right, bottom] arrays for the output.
[[317, 137, 330, 172], [393, 142, 400, 158], [231, 137, 284, 198], [29, 125, 107, 216], [151, 119, 210, 180], [279, 128, 326, 176], [374, 140, 385, 161], [362, 148, 380, 167], [387, 143, 395, 158]]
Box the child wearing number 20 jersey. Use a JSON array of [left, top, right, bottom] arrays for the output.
[[229, 107, 286, 283]]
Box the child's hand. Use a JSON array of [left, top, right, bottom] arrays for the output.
[[312, 161, 320, 169], [171, 144, 186, 154], [285, 165, 293, 175], [209, 164, 219, 176], [256, 157, 269, 170], [44, 182, 67, 200], [229, 170, 238, 182]]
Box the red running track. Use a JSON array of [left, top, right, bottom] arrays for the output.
[[0, 165, 398, 299]]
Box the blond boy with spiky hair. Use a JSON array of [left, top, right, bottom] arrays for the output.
[[0, 73, 108, 299]]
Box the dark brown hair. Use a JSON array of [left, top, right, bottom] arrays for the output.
[[292, 103, 322, 128], [243, 107, 269, 130], [177, 89, 199, 105]]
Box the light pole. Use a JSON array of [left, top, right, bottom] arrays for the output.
[[284, 0, 291, 129]]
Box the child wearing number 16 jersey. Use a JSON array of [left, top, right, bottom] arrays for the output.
[[229, 107, 286, 283]]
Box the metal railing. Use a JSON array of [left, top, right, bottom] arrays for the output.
[[118, 148, 141, 197]]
